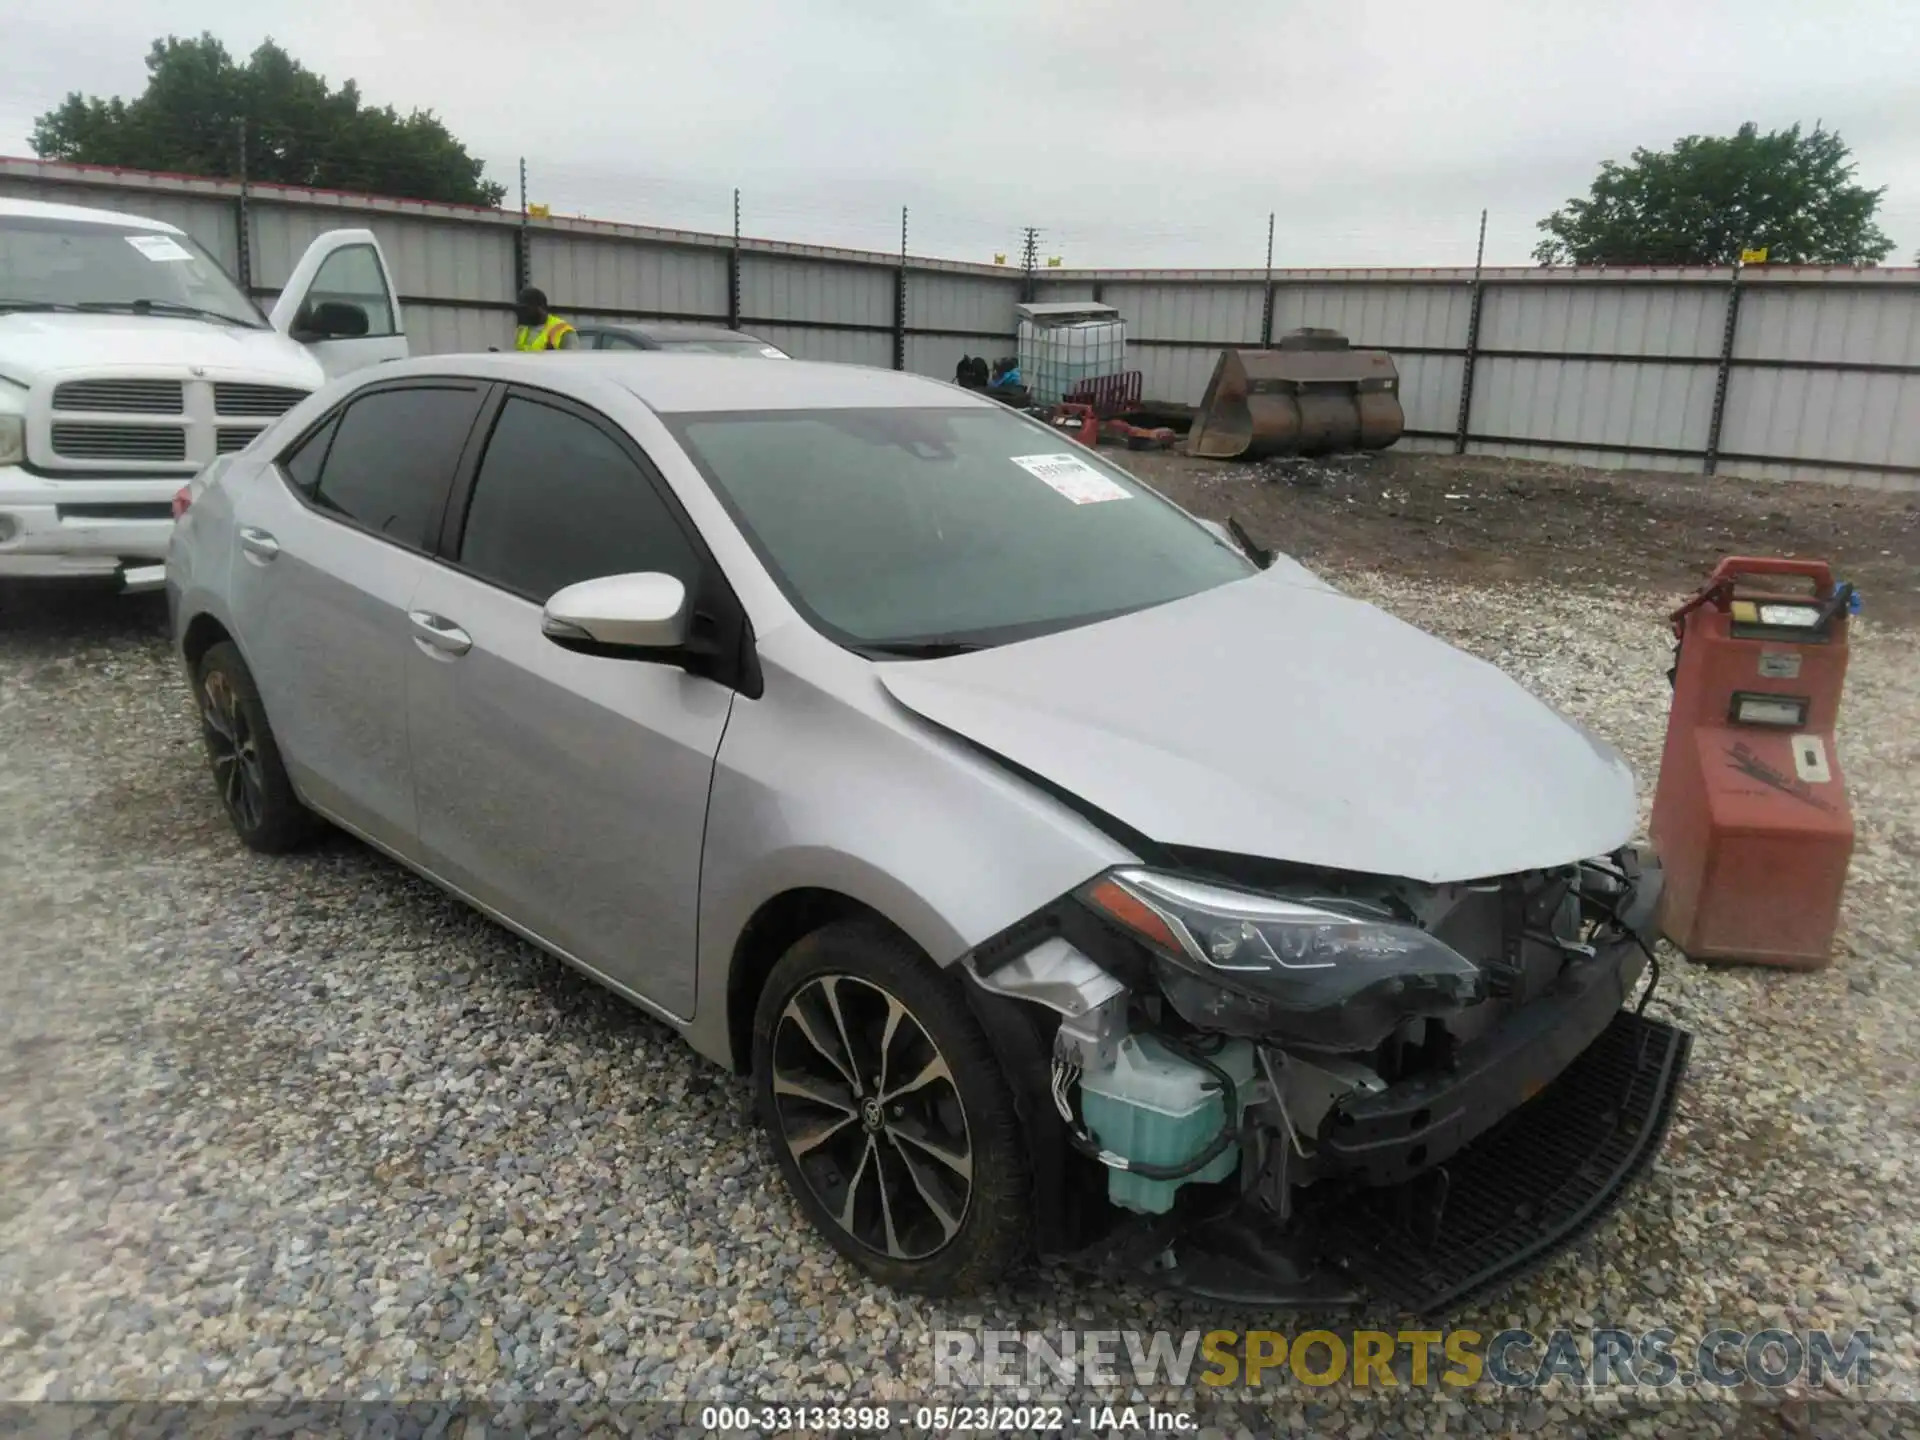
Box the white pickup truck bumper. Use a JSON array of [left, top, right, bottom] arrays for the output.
[[0, 466, 178, 589]]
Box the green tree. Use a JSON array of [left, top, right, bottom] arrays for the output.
[[32, 34, 505, 207], [1534, 123, 1892, 267]]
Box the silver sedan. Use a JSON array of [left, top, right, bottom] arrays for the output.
[[167, 353, 1684, 1307]]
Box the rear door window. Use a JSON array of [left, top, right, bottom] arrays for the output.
[[455, 394, 699, 602], [307, 385, 485, 550]]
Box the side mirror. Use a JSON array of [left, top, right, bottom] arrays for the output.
[[542, 572, 690, 653], [291, 300, 371, 343]]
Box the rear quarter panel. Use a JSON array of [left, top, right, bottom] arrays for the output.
[[166, 456, 246, 670]]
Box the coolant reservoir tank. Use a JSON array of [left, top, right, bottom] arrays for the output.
[[1079, 1035, 1259, 1214]]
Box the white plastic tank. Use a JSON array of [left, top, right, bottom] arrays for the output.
[[1016, 301, 1127, 406]]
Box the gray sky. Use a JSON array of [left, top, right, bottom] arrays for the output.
[[4, 0, 1918, 269]]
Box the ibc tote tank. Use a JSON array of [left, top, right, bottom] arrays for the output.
[[1015, 301, 1127, 407]]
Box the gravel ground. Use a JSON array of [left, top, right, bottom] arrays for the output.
[[1125, 448, 1920, 624], [2, 554, 1917, 1437]]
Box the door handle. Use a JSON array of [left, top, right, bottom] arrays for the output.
[[239, 526, 280, 562], [408, 610, 473, 657]]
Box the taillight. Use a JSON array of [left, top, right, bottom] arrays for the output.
[[171, 486, 192, 519]]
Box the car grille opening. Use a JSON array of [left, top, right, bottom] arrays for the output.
[[50, 424, 188, 462], [1310, 1011, 1691, 1314], [52, 379, 185, 414], [214, 383, 309, 418], [216, 426, 265, 454]]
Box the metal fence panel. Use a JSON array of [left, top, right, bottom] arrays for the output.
[[376, 217, 515, 304], [909, 272, 1019, 337], [1720, 366, 1920, 481], [1736, 282, 1920, 366], [251, 202, 517, 305], [1399, 353, 1466, 435], [1273, 282, 1472, 350], [403, 303, 510, 355], [743, 255, 892, 328], [1030, 280, 1099, 303], [748, 322, 891, 368], [7, 158, 1920, 488], [1128, 344, 1220, 410], [1479, 282, 1724, 358], [1470, 355, 1715, 453], [1104, 282, 1263, 344], [533, 232, 728, 318]]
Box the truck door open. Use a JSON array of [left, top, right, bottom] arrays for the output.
[[269, 229, 409, 378]]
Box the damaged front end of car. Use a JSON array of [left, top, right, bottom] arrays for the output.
[[959, 845, 1692, 1315]]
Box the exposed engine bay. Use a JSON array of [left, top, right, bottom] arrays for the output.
[[961, 844, 1690, 1312]]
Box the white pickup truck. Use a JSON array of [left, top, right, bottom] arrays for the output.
[[0, 197, 407, 591]]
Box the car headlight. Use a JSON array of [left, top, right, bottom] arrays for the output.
[[1078, 868, 1485, 1050], [0, 415, 23, 467]]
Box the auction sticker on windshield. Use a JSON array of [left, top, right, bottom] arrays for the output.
[[125, 234, 196, 263], [1012, 452, 1132, 505]]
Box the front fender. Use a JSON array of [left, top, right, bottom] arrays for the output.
[[685, 643, 1133, 1068]]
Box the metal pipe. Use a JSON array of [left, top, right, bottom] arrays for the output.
[[234, 118, 252, 295], [1453, 208, 1488, 456], [1704, 263, 1744, 476], [1261, 211, 1275, 348], [514, 158, 530, 294], [728, 188, 742, 331], [894, 206, 907, 371]]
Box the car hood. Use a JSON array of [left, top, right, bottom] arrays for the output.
[[876, 566, 1638, 884], [0, 313, 323, 386]]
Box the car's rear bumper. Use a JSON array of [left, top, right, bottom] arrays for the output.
[[0, 467, 178, 583]]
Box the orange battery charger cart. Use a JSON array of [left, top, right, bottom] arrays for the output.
[[1650, 557, 1858, 969]]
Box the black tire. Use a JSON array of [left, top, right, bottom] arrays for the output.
[[752, 918, 1031, 1295], [194, 641, 320, 854]]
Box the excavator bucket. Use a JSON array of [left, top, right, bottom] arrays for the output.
[[1187, 329, 1404, 461]]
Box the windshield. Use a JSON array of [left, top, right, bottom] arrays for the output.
[[0, 215, 265, 326], [667, 405, 1254, 651], [658, 337, 786, 356]]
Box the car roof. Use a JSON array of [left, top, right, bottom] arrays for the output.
[[0, 197, 184, 233], [584, 321, 768, 344], [365, 352, 992, 414]]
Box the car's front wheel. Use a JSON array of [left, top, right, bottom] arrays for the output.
[[195, 641, 320, 854], [752, 919, 1031, 1294]]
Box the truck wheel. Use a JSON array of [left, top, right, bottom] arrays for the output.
[[195, 641, 320, 854], [752, 919, 1031, 1295]]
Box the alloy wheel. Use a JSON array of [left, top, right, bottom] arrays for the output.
[[771, 974, 974, 1260], [201, 670, 265, 833]]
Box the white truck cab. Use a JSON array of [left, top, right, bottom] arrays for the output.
[[0, 198, 406, 591]]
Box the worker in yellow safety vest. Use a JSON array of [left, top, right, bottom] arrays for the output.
[[513, 287, 578, 351]]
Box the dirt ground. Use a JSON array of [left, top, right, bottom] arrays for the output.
[[1119, 446, 1920, 625]]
